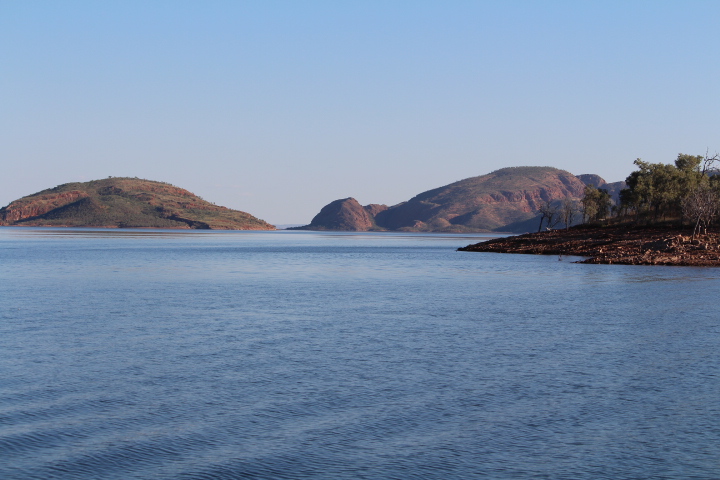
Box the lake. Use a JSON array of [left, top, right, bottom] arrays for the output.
[[1, 227, 719, 479]]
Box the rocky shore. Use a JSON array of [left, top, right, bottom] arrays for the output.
[[458, 225, 720, 266]]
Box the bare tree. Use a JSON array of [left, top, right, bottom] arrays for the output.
[[682, 185, 719, 240], [560, 198, 577, 230], [701, 149, 720, 175], [537, 200, 559, 232]]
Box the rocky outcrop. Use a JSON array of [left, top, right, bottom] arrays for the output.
[[576, 174, 606, 188], [363, 203, 389, 217], [293, 198, 383, 231], [576, 174, 627, 204], [1, 190, 89, 224], [0, 177, 274, 230]]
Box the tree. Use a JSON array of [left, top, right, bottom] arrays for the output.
[[682, 185, 719, 240], [700, 150, 720, 174], [536, 200, 558, 232], [581, 185, 611, 223], [620, 154, 715, 224], [625, 159, 679, 221], [675, 153, 703, 172], [560, 198, 577, 230]]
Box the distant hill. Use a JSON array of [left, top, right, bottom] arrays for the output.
[[0, 177, 275, 230], [576, 174, 626, 204], [296, 166, 622, 233], [289, 198, 388, 231]]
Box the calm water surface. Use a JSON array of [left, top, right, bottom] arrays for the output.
[[1, 227, 719, 479]]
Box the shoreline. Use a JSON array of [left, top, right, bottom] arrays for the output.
[[458, 225, 720, 266]]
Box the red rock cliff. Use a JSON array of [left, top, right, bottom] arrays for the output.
[[1, 191, 89, 224]]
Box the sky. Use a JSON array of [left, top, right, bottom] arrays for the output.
[[2, 1, 719, 225]]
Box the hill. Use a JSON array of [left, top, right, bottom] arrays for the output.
[[297, 166, 610, 233], [575, 174, 626, 204], [0, 177, 275, 230], [288, 198, 388, 231]]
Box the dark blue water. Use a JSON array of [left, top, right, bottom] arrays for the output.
[[1, 227, 719, 479]]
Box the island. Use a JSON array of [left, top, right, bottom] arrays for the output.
[[0, 177, 274, 230]]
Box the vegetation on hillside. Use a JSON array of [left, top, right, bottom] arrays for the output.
[[0, 177, 275, 230], [375, 166, 587, 232]]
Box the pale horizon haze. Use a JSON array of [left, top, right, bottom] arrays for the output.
[[2, 1, 719, 225]]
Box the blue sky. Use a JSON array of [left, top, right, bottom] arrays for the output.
[[2, 1, 719, 225]]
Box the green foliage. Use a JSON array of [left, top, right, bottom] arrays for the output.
[[581, 185, 611, 223], [675, 153, 703, 172], [617, 153, 718, 226]]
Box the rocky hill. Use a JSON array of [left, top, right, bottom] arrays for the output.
[[0, 177, 274, 230], [296, 166, 622, 233], [576, 174, 626, 204], [291, 198, 388, 231]]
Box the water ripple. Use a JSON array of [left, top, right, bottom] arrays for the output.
[[2, 230, 720, 479]]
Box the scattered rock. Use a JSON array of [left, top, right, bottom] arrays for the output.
[[458, 225, 720, 266]]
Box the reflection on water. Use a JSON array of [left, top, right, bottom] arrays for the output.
[[1, 227, 719, 480], [3, 227, 229, 238]]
